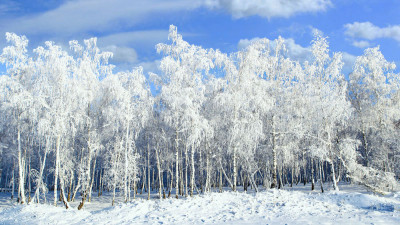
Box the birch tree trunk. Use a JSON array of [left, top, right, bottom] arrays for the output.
[[330, 161, 339, 191], [220, 161, 233, 190], [311, 158, 315, 190], [205, 147, 210, 192], [156, 148, 162, 199], [71, 148, 84, 202], [219, 168, 222, 193], [34, 142, 48, 203], [53, 135, 61, 206], [17, 121, 26, 204], [232, 146, 237, 191], [175, 130, 179, 199], [184, 145, 188, 197], [28, 157, 31, 203], [147, 143, 151, 200], [270, 115, 278, 189], [60, 179, 70, 209], [319, 161, 324, 193], [361, 123, 370, 167], [88, 158, 96, 202], [11, 161, 15, 200], [199, 148, 203, 193], [190, 145, 195, 196], [124, 122, 130, 202], [68, 171, 73, 201]]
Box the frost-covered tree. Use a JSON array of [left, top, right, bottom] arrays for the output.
[[303, 32, 352, 191], [0, 33, 35, 204], [156, 25, 213, 197], [0, 25, 399, 207], [349, 47, 397, 169]]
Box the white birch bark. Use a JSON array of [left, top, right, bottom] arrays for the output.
[[17, 121, 26, 204], [53, 135, 61, 206]]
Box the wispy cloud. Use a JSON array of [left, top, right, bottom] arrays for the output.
[[98, 30, 169, 48], [352, 40, 370, 49], [102, 45, 138, 64], [205, 0, 332, 19], [0, 0, 202, 36], [0, 1, 19, 16], [344, 22, 400, 42]]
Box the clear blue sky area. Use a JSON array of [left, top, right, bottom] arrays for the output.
[[0, 0, 399, 75]]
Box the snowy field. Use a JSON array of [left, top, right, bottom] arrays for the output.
[[0, 183, 399, 225]]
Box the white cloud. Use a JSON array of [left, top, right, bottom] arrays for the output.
[[102, 45, 138, 64], [98, 30, 168, 48], [0, 0, 202, 36], [206, 0, 332, 19], [0, 1, 18, 15], [137, 60, 161, 74], [352, 40, 370, 48], [344, 22, 400, 42], [342, 52, 356, 72], [237, 37, 261, 50]]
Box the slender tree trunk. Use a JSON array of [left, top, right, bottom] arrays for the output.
[[147, 143, 151, 200], [199, 148, 203, 193], [220, 161, 233, 190], [88, 158, 96, 202], [28, 157, 31, 203], [330, 161, 339, 191], [205, 147, 210, 192], [98, 169, 102, 197], [249, 173, 259, 192], [184, 145, 188, 197], [133, 176, 137, 199], [60, 179, 70, 209], [112, 153, 120, 206], [311, 158, 315, 191], [68, 172, 73, 201], [219, 168, 222, 193], [141, 168, 145, 194], [271, 116, 278, 189], [156, 148, 162, 199], [271, 145, 278, 189], [175, 131, 179, 199], [11, 161, 15, 200], [72, 147, 84, 202], [190, 145, 195, 196], [361, 128, 369, 167], [34, 140, 48, 203], [179, 148, 184, 196], [78, 114, 93, 210], [319, 161, 324, 193], [17, 123, 26, 204], [124, 122, 130, 203], [232, 146, 237, 191], [112, 180, 116, 206], [54, 135, 61, 206], [169, 168, 173, 198], [128, 173, 131, 201]]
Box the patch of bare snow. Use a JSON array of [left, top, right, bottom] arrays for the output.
[[0, 184, 399, 224]]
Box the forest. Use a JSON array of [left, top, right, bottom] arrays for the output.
[[0, 25, 399, 210]]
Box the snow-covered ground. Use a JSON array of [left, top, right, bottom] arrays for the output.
[[0, 183, 399, 224]]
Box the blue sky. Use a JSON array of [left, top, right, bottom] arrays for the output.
[[0, 0, 399, 75]]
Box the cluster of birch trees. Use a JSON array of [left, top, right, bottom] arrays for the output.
[[0, 25, 399, 209]]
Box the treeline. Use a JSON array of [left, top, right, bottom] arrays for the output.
[[0, 25, 399, 209]]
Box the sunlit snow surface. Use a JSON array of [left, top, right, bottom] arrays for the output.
[[0, 183, 399, 224]]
